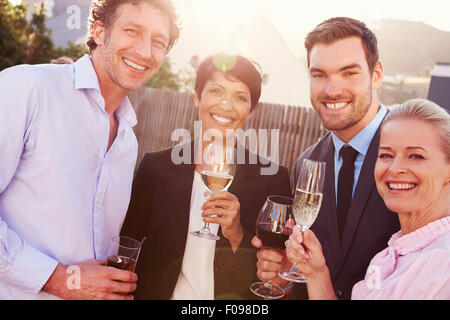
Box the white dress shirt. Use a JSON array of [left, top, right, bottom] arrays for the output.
[[0, 55, 138, 299], [171, 171, 219, 300]]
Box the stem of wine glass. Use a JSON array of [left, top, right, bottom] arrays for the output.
[[283, 225, 308, 278], [201, 222, 211, 232], [295, 225, 309, 270], [263, 280, 277, 300], [289, 262, 301, 275], [202, 190, 212, 231]]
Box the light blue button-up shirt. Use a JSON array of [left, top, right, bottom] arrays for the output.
[[0, 55, 138, 299], [331, 105, 387, 203]]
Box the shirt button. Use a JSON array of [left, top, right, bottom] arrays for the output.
[[336, 290, 343, 297]]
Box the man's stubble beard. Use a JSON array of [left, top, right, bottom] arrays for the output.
[[101, 33, 151, 92], [313, 82, 373, 132]]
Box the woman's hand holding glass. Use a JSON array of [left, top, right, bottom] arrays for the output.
[[202, 191, 243, 250], [285, 227, 338, 300], [285, 226, 327, 278], [278, 159, 325, 283], [191, 143, 237, 240]]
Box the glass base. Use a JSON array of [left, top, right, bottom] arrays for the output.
[[190, 229, 220, 241], [250, 282, 285, 300], [278, 270, 309, 283]]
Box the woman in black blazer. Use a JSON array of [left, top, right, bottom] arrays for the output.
[[121, 55, 291, 300]]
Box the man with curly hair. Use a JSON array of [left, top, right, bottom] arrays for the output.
[[0, 0, 179, 299]]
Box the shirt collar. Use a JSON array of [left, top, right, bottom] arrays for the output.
[[331, 104, 387, 157], [73, 54, 137, 128], [116, 97, 138, 128], [73, 54, 101, 91], [388, 216, 450, 256]]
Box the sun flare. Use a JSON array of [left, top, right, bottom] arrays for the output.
[[173, 0, 261, 55]]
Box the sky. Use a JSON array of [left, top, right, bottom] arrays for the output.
[[9, 0, 450, 31], [263, 0, 450, 56], [171, 0, 450, 58], [264, 0, 450, 33], [10, 0, 450, 39]]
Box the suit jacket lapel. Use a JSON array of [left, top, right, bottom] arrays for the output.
[[338, 126, 382, 267], [317, 136, 341, 272], [167, 142, 195, 256]]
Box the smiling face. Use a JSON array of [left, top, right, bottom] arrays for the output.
[[92, 2, 170, 93], [309, 36, 383, 142], [375, 119, 450, 217], [195, 71, 252, 138]]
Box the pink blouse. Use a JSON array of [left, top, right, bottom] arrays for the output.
[[352, 216, 450, 300]]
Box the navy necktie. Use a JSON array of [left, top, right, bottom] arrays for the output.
[[337, 145, 358, 242]]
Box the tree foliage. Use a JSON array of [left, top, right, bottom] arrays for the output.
[[54, 41, 89, 60], [0, 0, 28, 70], [145, 57, 195, 92], [26, 3, 56, 65], [0, 0, 58, 68]]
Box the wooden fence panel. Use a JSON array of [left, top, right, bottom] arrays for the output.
[[129, 88, 327, 179]]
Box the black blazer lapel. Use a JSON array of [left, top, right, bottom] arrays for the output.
[[167, 142, 196, 256], [338, 126, 382, 267]]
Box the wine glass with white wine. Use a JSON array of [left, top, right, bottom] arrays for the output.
[[278, 159, 326, 283], [190, 142, 236, 241]]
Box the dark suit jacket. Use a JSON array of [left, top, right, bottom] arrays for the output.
[[121, 142, 291, 299], [290, 125, 400, 300]]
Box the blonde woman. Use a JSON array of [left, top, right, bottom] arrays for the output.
[[285, 99, 450, 299]]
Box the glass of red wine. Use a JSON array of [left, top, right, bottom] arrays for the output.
[[250, 195, 294, 299]]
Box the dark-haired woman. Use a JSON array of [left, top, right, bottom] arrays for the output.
[[121, 55, 291, 299]]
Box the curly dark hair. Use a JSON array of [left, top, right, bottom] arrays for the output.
[[86, 0, 180, 53]]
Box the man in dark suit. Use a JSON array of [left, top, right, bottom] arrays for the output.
[[253, 17, 400, 300]]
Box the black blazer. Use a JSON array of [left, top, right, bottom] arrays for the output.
[[121, 142, 291, 299], [290, 126, 400, 300]]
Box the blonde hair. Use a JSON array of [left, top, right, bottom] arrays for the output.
[[383, 99, 450, 162]]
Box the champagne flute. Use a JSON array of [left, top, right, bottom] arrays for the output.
[[190, 143, 237, 241], [278, 159, 326, 283], [250, 195, 294, 299]]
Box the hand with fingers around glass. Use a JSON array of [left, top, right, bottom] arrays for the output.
[[251, 218, 296, 288], [202, 191, 243, 252], [286, 226, 337, 300]]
